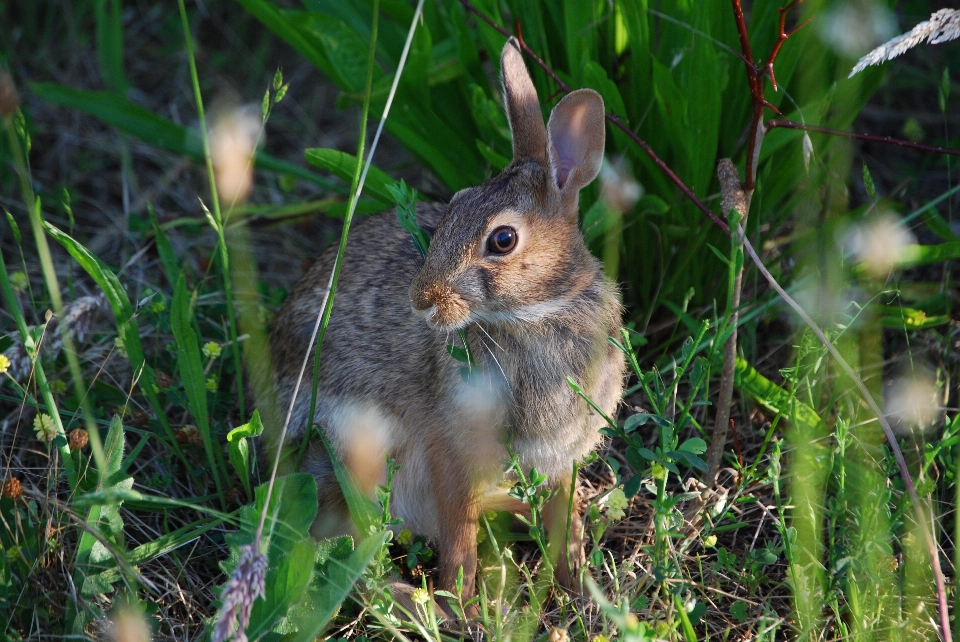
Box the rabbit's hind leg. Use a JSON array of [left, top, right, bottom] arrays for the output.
[[545, 473, 585, 593]]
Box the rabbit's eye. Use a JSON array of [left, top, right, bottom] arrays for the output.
[[487, 226, 518, 255]]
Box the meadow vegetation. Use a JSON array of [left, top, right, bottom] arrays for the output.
[[0, 0, 959, 640]]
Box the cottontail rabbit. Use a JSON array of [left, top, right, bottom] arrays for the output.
[[265, 37, 625, 608]]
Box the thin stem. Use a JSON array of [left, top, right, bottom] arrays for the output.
[[177, 0, 245, 422], [177, 0, 228, 509], [768, 119, 960, 156]]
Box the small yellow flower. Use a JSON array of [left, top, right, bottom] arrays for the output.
[[592, 636, 611, 642], [397, 529, 413, 545], [150, 300, 166, 313], [703, 534, 718, 548], [0, 354, 10, 374], [9, 271, 28, 293], [411, 587, 430, 606], [605, 488, 628, 521], [202, 342, 222, 359], [34, 413, 57, 444], [651, 463, 667, 481], [206, 376, 219, 392]]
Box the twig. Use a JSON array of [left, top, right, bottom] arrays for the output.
[[767, 119, 960, 156]]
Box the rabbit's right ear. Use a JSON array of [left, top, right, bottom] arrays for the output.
[[501, 38, 547, 165]]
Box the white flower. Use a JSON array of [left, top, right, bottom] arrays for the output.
[[34, 413, 57, 444], [605, 488, 629, 521]]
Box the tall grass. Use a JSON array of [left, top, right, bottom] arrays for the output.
[[0, 1, 957, 640]]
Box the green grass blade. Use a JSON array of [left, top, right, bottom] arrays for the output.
[[171, 273, 225, 507]]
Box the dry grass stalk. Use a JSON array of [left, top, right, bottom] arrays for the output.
[[850, 8, 960, 76]]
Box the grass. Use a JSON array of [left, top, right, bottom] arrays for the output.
[[1, 0, 959, 640]]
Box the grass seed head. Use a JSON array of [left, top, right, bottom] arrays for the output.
[[213, 544, 267, 642]]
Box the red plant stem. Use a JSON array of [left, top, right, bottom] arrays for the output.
[[768, 119, 960, 156]]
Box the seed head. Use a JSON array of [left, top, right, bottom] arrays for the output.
[[2, 476, 22, 499], [68, 428, 89, 451], [212, 544, 267, 642]]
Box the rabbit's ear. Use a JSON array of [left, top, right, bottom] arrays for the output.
[[501, 38, 547, 165], [547, 89, 605, 195]]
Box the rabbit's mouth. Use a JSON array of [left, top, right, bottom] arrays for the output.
[[412, 302, 471, 330]]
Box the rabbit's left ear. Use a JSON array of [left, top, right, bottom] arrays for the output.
[[547, 89, 605, 196]]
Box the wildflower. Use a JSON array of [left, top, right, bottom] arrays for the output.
[[592, 636, 611, 642], [605, 488, 628, 521], [150, 299, 166, 313], [206, 376, 219, 392], [203, 342, 222, 359], [34, 413, 57, 444], [2, 476, 22, 499], [703, 534, 718, 548], [49, 379, 67, 395], [0, 354, 9, 374], [548, 627, 569, 642], [9, 271, 28, 293], [411, 587, 430, 606], [68, 428, 89, 451], [397, 529, 413, 545], [212, 543, 267, 642]]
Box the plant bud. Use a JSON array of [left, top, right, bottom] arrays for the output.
[[2, 476, 22, 499], [68, 428, 89, 451]]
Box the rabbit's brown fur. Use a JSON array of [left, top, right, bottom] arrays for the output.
[[263, 38, 625, 606]]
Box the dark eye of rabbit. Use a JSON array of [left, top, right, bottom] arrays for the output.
[[486, 226, 517, 255]]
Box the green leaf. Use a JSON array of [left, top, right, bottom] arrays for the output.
[[677, 437, 707, 454], [171, 274, 209, 435], [445, 344, 470, 363], [304, 147, 396, 205], [227, 410, 265, 500], [286, 532, 387, 641], [734, 357, 821, 431], [69, 416, 133, 633], [149, 203, 180, 288]]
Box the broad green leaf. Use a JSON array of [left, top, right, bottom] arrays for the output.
[[228, 410, 265, 500], [287, 531, 388, 641]]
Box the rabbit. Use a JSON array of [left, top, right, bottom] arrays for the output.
[[262, 37, 625, 610]]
